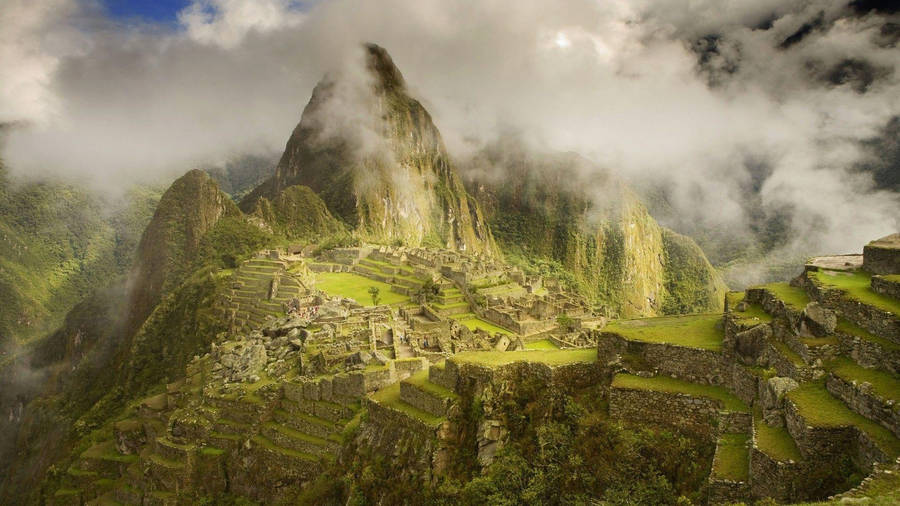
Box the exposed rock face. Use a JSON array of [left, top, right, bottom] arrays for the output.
[[246, 44, 496, 255], [466, 146, 726, 317], [128, 169, 239, 330]]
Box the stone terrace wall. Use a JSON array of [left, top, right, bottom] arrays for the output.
[[597, 332, 730, 385], [871, 276, 900, 299], [749, 445, 807, 502], [826, 373, 900, 439], [608, 387, 722, 437], [796, 274, 900, 345], [784, 398, 889, 470]]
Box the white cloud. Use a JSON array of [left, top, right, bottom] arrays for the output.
[[0, 0, 897, 261], [178, 0, 307, 48]]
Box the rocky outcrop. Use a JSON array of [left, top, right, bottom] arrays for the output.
[[244, 44, 497, 256]]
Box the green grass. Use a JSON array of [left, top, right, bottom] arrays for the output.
[[757, 282, 810, 310], [814, 269, 900, 315], [787, 382, 900, 457], [404, 370, 458, 399], [754, 412, 802, 461], [452, 348, 597, 368], [713, 433, 750, 481], [727, 291, 774, 326], [837, 318, 899, 351], [603, 313, 724, 351], [884, 275, 900, 283], [200, 447, 225, 456], [800, 336, 839, 347], [611, 374, 749, 412], [828, 357, 900, 404], [525, 339, 559, 350], [770, 339, 805, 367], [458, 317, 512, 335], [314, 272, 409, 306], [265, 422, 329, 445], [370, 382, 444, 427]]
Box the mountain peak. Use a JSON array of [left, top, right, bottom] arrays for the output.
[[245, 43, 497, 255], [364, 43, 406, 93]]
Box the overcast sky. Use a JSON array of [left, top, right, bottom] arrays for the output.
[[1, 0, 898, 260]]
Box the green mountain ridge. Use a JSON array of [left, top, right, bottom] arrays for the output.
[[465, 145, 726, 317]]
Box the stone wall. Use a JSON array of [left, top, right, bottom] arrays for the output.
[[708, 477, 750, 505], [863, 241, 900, 275], [608, 386, 721, 437], [597, 332, 730, 385], [826, 373, 900, 438], [798, 273, 900, 345], [748, 445, 806, 502], [728, 364, 763, 407], [784, 398, 889, 470], [836, 329, 900, 375], [871, 276, 900, 299], [400, 382, 450, 416]]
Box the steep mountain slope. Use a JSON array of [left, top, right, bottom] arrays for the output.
[[127, 169, 240, 331], [245, 184, 345, 240], [0, 162, 160, 351], [465, 145, 726, 317], [243, 44, 496, 255]]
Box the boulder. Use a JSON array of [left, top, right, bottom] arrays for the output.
[[802, 302, 837, 336], [761, 376, 799, 427]]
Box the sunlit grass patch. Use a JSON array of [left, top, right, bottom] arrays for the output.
[[604, 313, 724, 351], [453, 348, 597, 368], [612, 373, 748, 412], [787, 381, 900, 457], [314, 272, 409, 306], [813, 270, 900, 315]]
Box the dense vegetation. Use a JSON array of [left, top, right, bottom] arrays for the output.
[[0, 163, 161, 350], [304, 379, 714, 505]]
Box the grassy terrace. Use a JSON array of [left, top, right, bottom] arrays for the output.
[[787, 382, 900, 457], [363, 258, 415, 274], [611, 374, 749, 412], [813, 269, 900, 316], [727, 291, 773, 327], [756, 282, 810, 310], [404, 370, 458, 400], [370, 382, 444, 427], [754, 411, 802, 462], [250, 435, 318, 461], [837, 318, 899, 351], [713, 433, 750, 482], [828, 357, 900, 404], [452, 348, 597, 368], [525, 339, 559, 350], [458, 317, 512, 335], [770, 338, 805, 367], [314, 272, 409, 306], [603, 313, 724, 352]]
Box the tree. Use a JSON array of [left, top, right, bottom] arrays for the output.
[[368, 286, 381, 306]]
